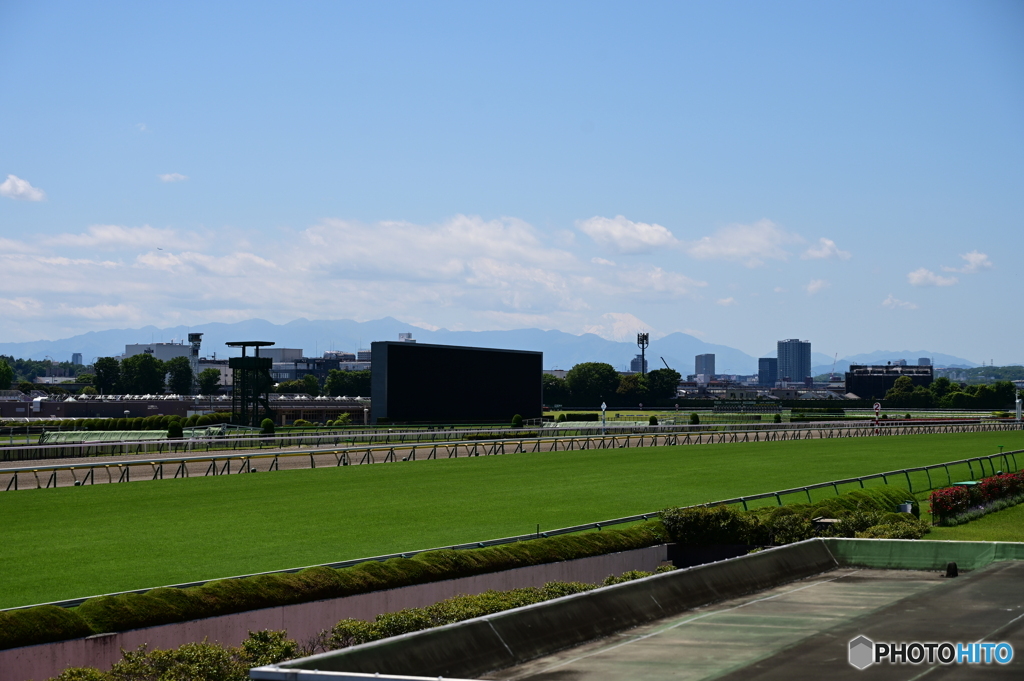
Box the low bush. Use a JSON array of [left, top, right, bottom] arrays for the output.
[[1, 522, 667, 651], [328, 570, 672, 651], [49, 629, 297, 681], [661, 486, 928, 547], [689, 413, 700, 425], [648, 415, 658, 426], [511, 414, 523, 428]]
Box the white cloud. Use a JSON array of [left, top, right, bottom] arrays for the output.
[[943, 251, 992, 274], [49, 224, 186, 250], [0, 174, 46, 201], [716, 297, 737, 306], [0, 214, 714, 340], [591, 257, 616, 266], [881, 294, 918, 310], [773, 286, 786, 293], [684, 219, 801, 267], [907, 268, 958, 287], [158, 173, 188, 182], [805, 279, 830, 295], [801, 238, 851, 260], [136, 123, 147, 132], [581, 312, 656, 342], [576, 215, 678, 254]]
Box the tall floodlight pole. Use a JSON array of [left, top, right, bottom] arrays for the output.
[[637, 333, 649, 376]]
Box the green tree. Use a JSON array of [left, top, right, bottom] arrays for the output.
[[198, 368, 222, 395], [324, 369, 371, 397], [616, 373, 648, 401], [76, 373, 95, 384], [261, 418, 275, 434], [79, 385, 98, 395], [165, 356, 194, 395], [929, 376, 952, 399], [301, 373, 320, 397], [565, 362, 620, 406], [276, 379, 306, 393], [120, 354, 166, 394], [645, 368, 681, 399], [93, 357, 121, 394], [541, 373, 569, 406], [0, 359, 14, 390]]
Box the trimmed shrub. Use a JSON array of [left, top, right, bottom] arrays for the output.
[[196, 415, 213, 427], [661, 487, 925, 547], [260, 418, 275, 435], [556, 413, 567, 423], [166, 421, 183, 439], [689, 413, 700, 425], [648, 415, 658, 426], [511, 414, 523, 428], [773, 413, 782, 423], [0, 606, 94, 651]]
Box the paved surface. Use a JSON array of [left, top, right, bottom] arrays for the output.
[[487, 563, 1024, 680]]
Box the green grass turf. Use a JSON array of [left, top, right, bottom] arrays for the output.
[[926, 502, 1024, 543], [0, 430, 1019, 609]]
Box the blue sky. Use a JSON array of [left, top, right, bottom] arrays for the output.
[[1, 1, 1022, 362]]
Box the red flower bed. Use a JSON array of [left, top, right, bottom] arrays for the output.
[[929, 471, 1024, 521]]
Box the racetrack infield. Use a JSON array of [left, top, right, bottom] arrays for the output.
[[0, 429, 1019, 609]]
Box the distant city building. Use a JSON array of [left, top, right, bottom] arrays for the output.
[[630, 354, 648, 373], [260, 348, 304, 363], [777, 339, 811, 384], [124, 342, 190, 362], [357, 349, 372, 362], [543, 369, 567, 379], [844, 364, 934, 400], [893, 359, 908, 366], [71, 353, 83, 365], [398, 333, 416, 342], [918, 358, 931, 366], [758, 357, 778, 386], [324, 351, 356, 361], [695, 354, 715, 378]]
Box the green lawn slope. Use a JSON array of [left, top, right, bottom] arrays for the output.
[[927, 502, 1024, 543], [0, 430, 1018, 609]]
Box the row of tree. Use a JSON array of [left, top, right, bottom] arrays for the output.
[[542, 363, 682, 408], [884, 376, 1018, 409], [275, 370, 371, 397], [90, 356, 222, 395]]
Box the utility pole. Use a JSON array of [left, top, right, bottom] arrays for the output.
[[637, 333, 649, 376]]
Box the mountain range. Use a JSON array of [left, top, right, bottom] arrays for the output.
[[0, 317, 981, 375]]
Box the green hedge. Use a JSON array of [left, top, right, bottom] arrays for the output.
[[660, 487, 927, 546], [0, 521, 666, 651]]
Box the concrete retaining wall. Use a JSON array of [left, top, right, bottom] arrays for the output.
[[825, 538, 1024, 571], [0, 545, 667, 681], [271, 539, 839, 679]]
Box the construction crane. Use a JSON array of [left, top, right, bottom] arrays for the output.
[[660, 357, 672, 371]]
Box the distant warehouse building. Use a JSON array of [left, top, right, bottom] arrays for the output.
[[845, 364, 933, 400]]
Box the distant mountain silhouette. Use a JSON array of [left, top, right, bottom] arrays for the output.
[[0, 317, 759, 374], [0, 318, 980, 374]]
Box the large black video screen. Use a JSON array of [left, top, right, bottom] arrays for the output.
[[371, 342, 542, 423]]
